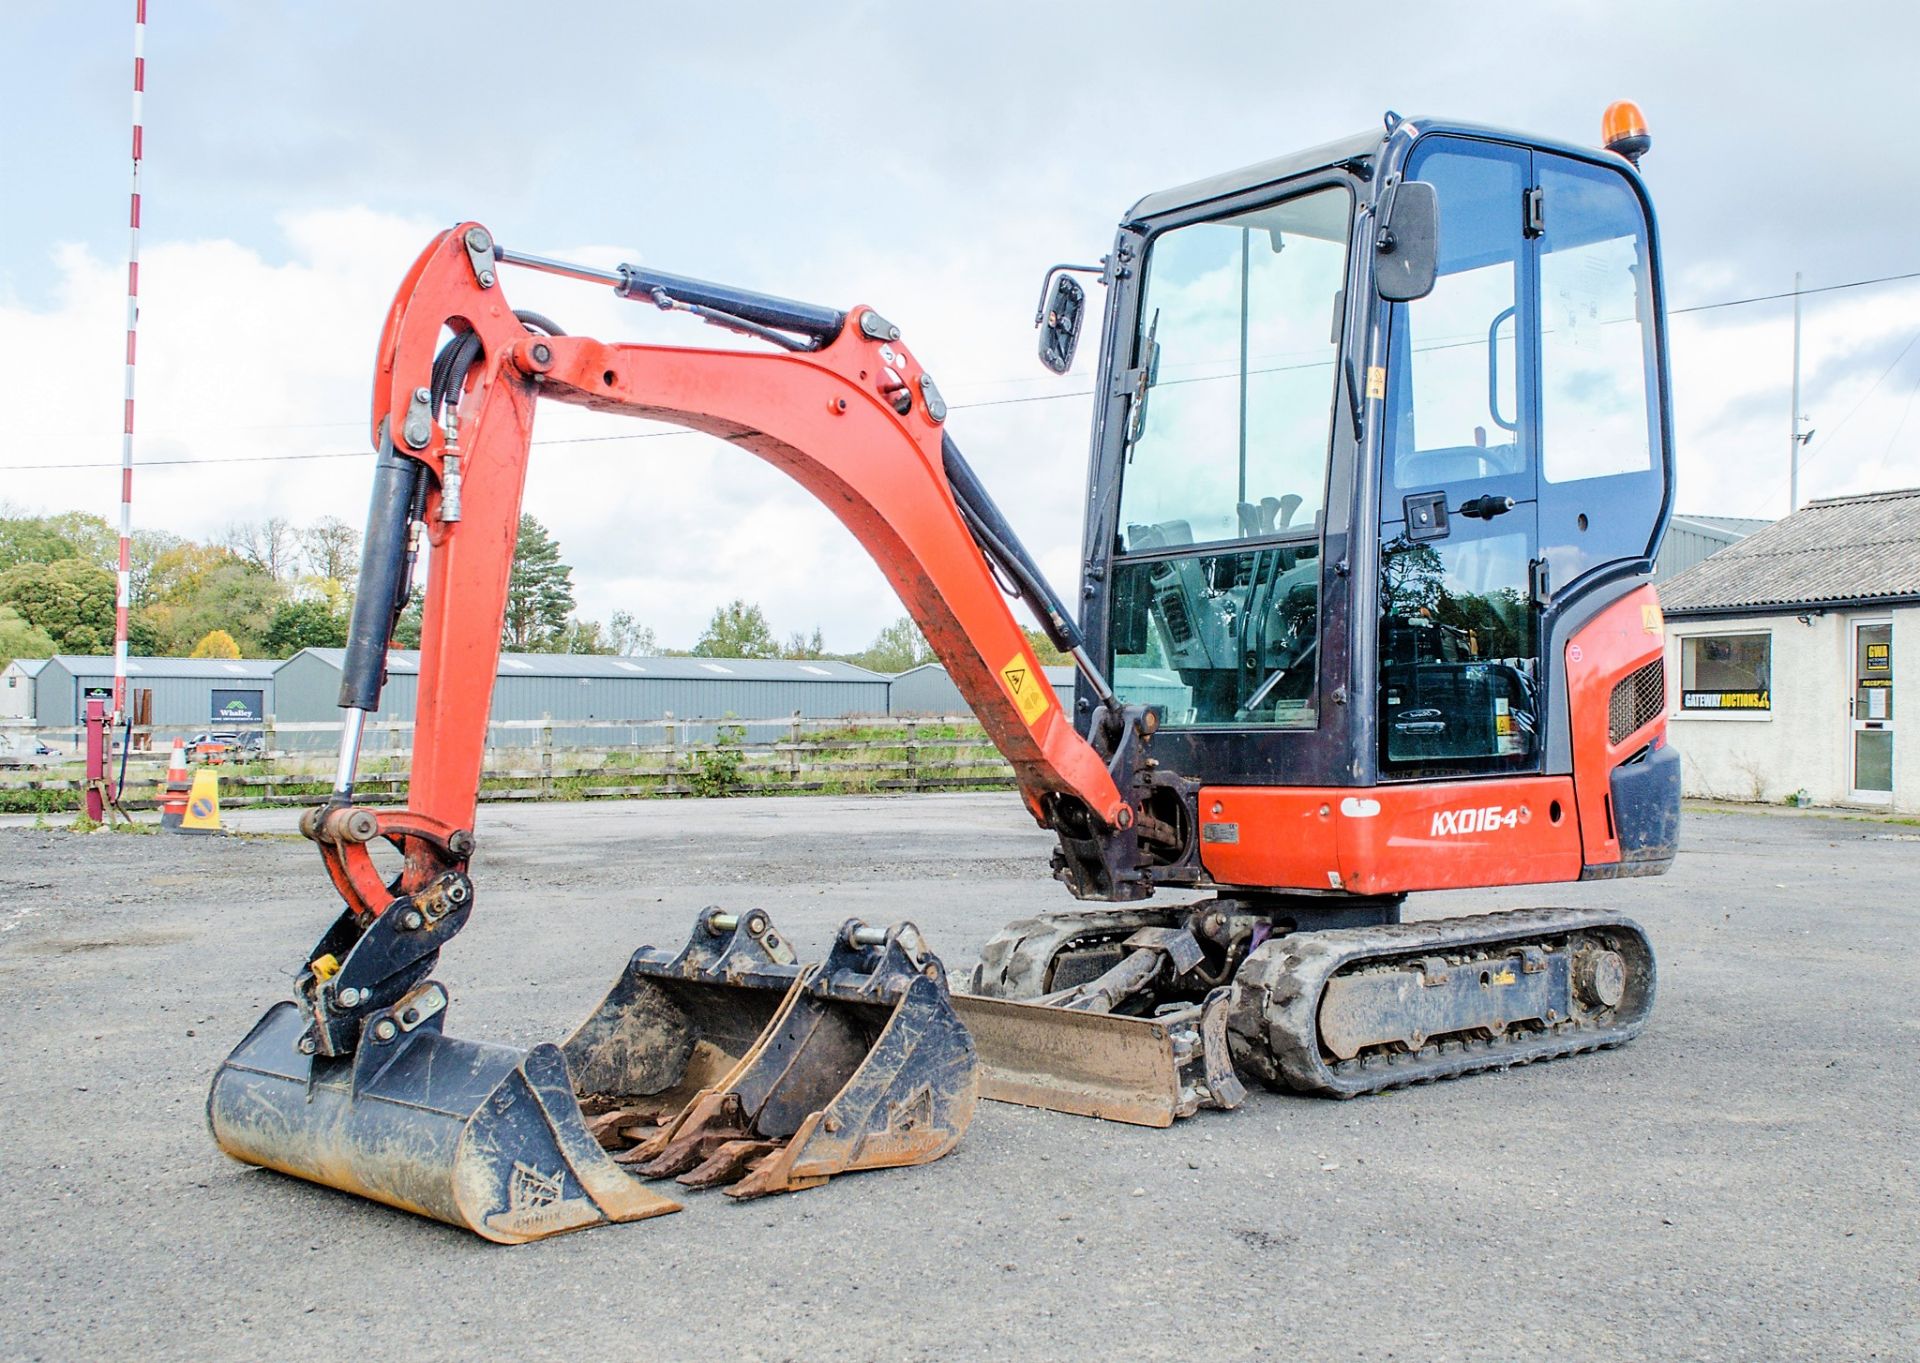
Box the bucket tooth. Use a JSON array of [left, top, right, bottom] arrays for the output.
[[677, 1139, 781, 1189]]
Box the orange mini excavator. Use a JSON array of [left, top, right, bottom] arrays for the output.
[[210, 106, 1679, 1241]]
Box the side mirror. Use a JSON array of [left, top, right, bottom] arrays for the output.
[[1375, 180, 1439, 302], [1037, 274, 1086, 374]]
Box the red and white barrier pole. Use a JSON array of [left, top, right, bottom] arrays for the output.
[[109, 0, 146, 789]]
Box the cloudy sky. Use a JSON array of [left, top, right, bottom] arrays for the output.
[[4, 2, 1918, 652]]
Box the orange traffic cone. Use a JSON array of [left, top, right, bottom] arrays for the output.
[[159, 738, 191, 833]]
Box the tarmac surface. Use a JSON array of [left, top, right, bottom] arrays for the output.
[[1, 793, 1914, 1361]]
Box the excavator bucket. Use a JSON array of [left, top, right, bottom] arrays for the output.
[[209, 908, 975, 1239], [206, 986, 682, 1243], [596, 919, 978, 1198]]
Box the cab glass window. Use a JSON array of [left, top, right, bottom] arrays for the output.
[[1108, 184, 1350, 729], [1384, 145, 1529, 500], [1117, 185, 1350, 550], [1538, 157, 1656, 483], [1379, 528, 1537, 771]]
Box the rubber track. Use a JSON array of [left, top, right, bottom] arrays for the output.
[[1225, 906, 1656, 1099]]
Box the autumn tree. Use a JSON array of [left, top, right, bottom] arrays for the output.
[[855, 615, 934, 673], [555, 617, 615, 654], [142, 554, 283, 655], [607, 609, 658, 656], [781, 626, 827, 659], [262, 599, 351, 657], [190, 629, 242, 659], [693, 599, 779, 658], [0, 516, 78, 572], [224, 517, 300, 581], [0, 604, 55, 669], [502, 514, 576, 650], [1022, 627, 1069, 666], [301, 516, 362, 582], [0, 558, 117, 653]]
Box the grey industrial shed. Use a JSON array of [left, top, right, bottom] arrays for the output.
[[31, 655, 277, 730], [1653, 514, 1770, 584], [1, 657, 48, 720], [887, 663, 1077, 717], [888, 662, 1199, 722], [274, 649, 894, 747]]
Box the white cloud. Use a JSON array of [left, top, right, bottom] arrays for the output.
[[6, 196, 1917, 664]]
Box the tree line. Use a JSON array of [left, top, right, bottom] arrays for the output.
[[0, 506, 1068, 674]]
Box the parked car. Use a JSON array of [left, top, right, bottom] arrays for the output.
[[187, 731, 264, 764], [0, 736, 61, 768]]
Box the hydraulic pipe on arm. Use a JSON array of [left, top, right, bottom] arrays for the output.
[[309, 223, 1151, 935]]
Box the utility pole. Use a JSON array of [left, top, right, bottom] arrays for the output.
[[1789, 271, 1805, 512]]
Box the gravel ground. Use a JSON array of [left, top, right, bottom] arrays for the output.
[[0, 794, 1914, 1362]]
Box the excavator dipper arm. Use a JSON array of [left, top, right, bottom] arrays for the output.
[[306, 224, 1146, 942]]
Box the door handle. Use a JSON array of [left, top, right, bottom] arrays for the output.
[[1488, 305, 1518, 433], [1529, 557, 1552, 606]]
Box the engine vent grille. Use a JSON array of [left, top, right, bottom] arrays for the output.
[[1609, 658, 1666, 745]]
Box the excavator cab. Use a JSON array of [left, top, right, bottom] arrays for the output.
[[1060, 115, 1676, 893]]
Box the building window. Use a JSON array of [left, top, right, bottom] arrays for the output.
[[1679, 633, 1771, 711]]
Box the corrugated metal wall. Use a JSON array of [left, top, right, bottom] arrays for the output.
[[888, 665, 967, 715], [34, 662, 275, 729], [489, 673, 891, 744], [273, 652, 418, 752], [273, 655, 891, 749], [1654, 521, 1746, 584]]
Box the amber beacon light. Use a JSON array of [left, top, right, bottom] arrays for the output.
[[1602, 100, 1651, 165]]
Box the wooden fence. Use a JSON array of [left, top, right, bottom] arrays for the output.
[[0, 714, 1015, 812]]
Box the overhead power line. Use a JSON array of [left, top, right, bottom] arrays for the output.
[[7, 266, 1920, 473]]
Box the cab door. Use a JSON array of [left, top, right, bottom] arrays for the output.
[[1378, 138, 1542, 778], [1376, 137, 1669, 781]]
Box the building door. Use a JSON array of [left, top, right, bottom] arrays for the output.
[[1850, 619, 1893, 804]]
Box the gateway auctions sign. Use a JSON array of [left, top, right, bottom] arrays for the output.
[[211, 689, 264, 723], [1682, 689, 1770, 711]]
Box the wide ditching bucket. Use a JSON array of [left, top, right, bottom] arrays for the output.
[[208, 909, 974, 1242]]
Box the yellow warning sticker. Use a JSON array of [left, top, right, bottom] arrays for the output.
[[1000, 654, 1052, 726], [1365, 365, 1386, 400], [1642, 603, 1664, 633]]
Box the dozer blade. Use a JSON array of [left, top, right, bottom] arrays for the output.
[[603, 919, 978, 1198], [952, 987, 1243, 1128], [207, 989, 681, 1244]]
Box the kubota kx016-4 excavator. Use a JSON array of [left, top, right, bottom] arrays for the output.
[[210, 106, 1680, 1241]]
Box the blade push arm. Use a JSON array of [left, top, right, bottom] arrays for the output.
[[310, 224, 1150, 927]]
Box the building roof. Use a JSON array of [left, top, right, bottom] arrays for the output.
[[1671, 514, 1773, 538], [288, 649, 888, 682], [45, 655, 279, 680], [1661, 487, 1920, 615], [4, 657, 49, 677]]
